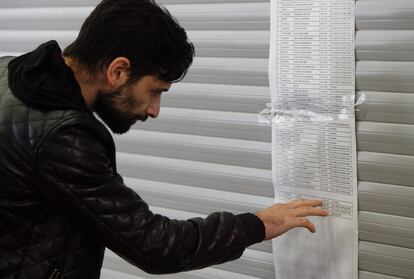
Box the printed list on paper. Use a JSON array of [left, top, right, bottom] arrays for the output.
[[268, 0, 358, 278]]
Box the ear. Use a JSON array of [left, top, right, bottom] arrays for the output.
[[106, 57, 131, 88]]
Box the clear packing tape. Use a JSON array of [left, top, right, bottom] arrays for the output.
[[258, 94, 366, 124]]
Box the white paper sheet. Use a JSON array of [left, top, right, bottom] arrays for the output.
[[268, 0, 358, 278]]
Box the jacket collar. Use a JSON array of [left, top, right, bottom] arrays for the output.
[[8, 40, 90, 112]]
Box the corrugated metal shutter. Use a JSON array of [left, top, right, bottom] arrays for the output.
[[0, 1, 275, 278], [106, 2, 275, 278], [356, 1, 414, 278], [1, 1, 413, 278]]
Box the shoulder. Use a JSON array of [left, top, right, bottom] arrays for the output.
[[37, 111, 115, 157], [34, 115, 117, 175]]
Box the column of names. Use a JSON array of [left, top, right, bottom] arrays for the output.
[[274, 0, 354, 113]]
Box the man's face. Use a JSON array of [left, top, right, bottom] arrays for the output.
[[94, 75, 171, 134]]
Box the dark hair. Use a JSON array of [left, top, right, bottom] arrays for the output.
[[63, 0, 194, 82]]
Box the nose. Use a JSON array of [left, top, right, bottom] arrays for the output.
[[146, 94, 161, 118]]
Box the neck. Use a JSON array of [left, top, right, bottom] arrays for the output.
[[62, 56, 99, 109]]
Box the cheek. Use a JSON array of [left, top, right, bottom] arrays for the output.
[[119, 84, 152, 113], [117, 87, 139, 111], [130, 90, 153, 109], [129, 95, 150, 112]]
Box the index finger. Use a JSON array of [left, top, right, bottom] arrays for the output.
[[293, 206, 329, 217], [288, 199, 323, 209]]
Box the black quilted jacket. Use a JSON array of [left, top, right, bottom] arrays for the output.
[[0, 41, 265, 279]]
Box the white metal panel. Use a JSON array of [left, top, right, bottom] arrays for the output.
[[116, 152, 273, 197], [185, 57, 268, 86], [114, 130, 271, 169], [356, 0, 414, 30], [359, 181, 414, 218], [356, 0, 414, 277], [358, 151, 414, 187], [359, 241, 414, 278], [0, 3, 270, 30], [356, 91, 414, 124], [134, 108, 271, 142], [187, 30, 269, 58], [359, 211, 414, 248], [356, 30, 414, 61], [359, 271, 405, 279], [357, 121, 414, 155], [163, 82, 270, 113], [356, 61, 414, 93]]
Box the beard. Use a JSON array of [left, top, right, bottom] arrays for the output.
[[93, 85, 147, 134]]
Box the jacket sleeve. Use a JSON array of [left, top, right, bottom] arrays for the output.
[[34, 125, 265, 274]]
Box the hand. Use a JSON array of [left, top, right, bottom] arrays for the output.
[[255, 199, 329, 240]]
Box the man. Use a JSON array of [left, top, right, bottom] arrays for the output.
[[0, 0, 328, 278]]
